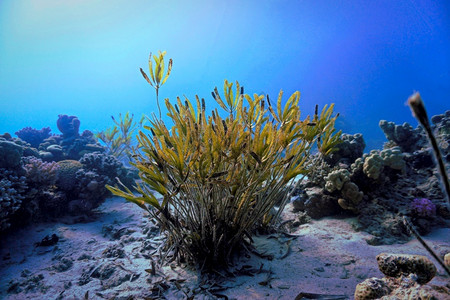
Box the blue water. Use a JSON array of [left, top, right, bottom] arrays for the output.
[[1, 0, 449, 151]]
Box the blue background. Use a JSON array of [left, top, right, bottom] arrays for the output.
[[1, 0, 449, 151]]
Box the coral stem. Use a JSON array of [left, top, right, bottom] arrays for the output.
[[408, 92, 450, 205]]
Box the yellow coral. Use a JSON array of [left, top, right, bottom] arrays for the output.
[[363, 150, 384, 179], [56, 160, 83, 191], [324, 169, 350, 192]]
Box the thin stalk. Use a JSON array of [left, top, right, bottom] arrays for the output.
[[156, 88, 162, 120], [403, 216, 450, 276], [408, 93, 450, 205]]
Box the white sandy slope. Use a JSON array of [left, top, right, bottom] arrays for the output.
[[0, 197, 449, 300]]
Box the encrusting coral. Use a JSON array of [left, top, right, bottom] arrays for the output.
[[338, 181, 363, 211], [0, 139, 24, 169], [376, 253, 436, 284]]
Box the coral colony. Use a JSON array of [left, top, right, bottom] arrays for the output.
[[411, 198, 437, 218], [0, 114, 136, 232], [1, 52, 449, 299]]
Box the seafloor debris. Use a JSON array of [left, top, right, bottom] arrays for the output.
[[35, 234, 59, 247]]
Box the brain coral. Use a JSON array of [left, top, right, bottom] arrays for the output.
[[56, 160, 83, 191]]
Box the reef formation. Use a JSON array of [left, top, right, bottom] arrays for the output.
[[293, 110, 450, 245], [0, 115, 136, 235]]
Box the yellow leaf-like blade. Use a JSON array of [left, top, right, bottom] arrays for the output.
[[140, 68, 154, 88], [213, 87, 229, 112], [148, 52, 155, 83], [162, 58, 173, 85]]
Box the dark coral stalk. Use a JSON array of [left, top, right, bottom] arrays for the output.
[[408, 92, 450, 205], [402, 215, 450, 276]]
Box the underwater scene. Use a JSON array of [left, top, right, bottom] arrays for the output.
[[1, 1, 449, 299]]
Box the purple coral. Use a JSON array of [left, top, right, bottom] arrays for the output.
[[0, 168, 27, 232], [22, 157, 59, 186], [15, 127, 52, 148], [79, 152, 123, 182], [411, 198, 436, 218], [57, 115, 80, 138]]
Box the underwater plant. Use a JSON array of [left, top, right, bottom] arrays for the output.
[[108, 80, 341, 268], [95, 112, 144, 162], [140, 51, 173, 120]]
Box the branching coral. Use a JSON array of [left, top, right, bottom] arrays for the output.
[[0, 169, 27, 232], [15, 127, 52, 149], [22, 157, 59, 186], [108, 80, 341, 268], [80, 152, 123, 180], [72, 170, 109, 212]]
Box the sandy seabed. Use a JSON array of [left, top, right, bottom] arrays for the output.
[[1, 197, 449, 300]]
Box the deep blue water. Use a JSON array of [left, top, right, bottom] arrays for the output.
[[1, 0, 449, 151]]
